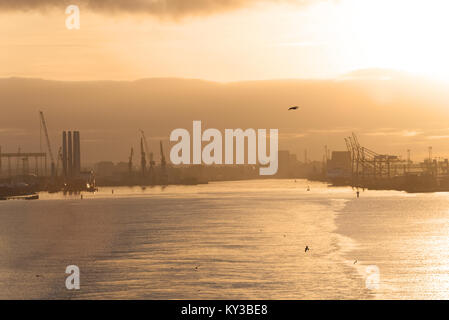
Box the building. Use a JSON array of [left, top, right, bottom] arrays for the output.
[[327, 151, 352, 180]]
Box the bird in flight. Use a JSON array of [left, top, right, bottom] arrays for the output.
[[305, 246, 309, 253], [288, 106, 299, 110]]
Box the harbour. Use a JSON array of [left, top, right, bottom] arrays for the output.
[[1, 180, 448, 299]]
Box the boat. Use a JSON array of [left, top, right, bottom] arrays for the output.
[[24, 194, 39, 200]]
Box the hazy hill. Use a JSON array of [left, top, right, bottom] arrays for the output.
[[1, 70, 449, 164]]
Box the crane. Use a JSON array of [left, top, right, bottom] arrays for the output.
[[139, 130, 155, 169], [159, 140, 168, 184], [139, 129, 150, 155], [39, 111, 55, 176], [55, 147, 62, 177], [128, 147, 134, 175], [160, 141, 166, 168], [140, 138, 146, 177], [149, 152, 155, 166]]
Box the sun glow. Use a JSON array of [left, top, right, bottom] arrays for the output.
[[337, 0, 449, 80], [1, 0, 449, 81]]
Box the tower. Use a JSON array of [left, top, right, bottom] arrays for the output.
[[68, 131, 73, 177], [73, 131, 81, 176], [62, 131, 67, 177]]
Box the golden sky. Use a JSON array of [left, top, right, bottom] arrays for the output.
[[1, 0, 449, 81]]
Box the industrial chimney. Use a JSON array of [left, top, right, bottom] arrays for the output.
[[73, 131, 81, 175], [67, 131, 73, 177], [62, 131, 67, 177]]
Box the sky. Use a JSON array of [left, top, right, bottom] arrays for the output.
[[2, 0, 449, 82], [2, 0, 449, 164]]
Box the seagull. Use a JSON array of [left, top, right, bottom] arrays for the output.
[[305, 246, 309, 253], [288, 106, 300, 110]]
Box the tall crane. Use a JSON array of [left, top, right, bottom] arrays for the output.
[[346, 133, 403, 180], [159, 141, 168, 184], [141, 131, 155, 168], [139, 129, 150, 156], [128, 147, 134, 176], [39, 111, 55, 176], [160, 141, 166, 168], [149, 152, 155, 169], [140, 138, 146, 177], [55, 147, 62, 177]]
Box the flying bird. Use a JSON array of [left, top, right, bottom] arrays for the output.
[[288, 106, 300, 110]]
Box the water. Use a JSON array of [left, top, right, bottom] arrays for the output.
[[0, 179, 448, 299]]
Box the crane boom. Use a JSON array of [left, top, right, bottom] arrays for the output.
[[39, 111, 54, 163], [160, 141, 166, 167], [139, 129, 150, 155], [140, 138, 146, 176], [128, 147, 134, 174]]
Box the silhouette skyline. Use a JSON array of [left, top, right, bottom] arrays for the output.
[[1, 70, 449, 164]]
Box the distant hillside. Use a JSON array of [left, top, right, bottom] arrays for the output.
[[1, 70, 449, 164]]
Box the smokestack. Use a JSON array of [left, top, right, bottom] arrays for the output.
[[73, 131, 81, 175], [68, 131, 73, 177], [62, 131, 67, 177]]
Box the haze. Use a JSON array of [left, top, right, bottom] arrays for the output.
[[2, 73, 449, 164], [2, 0, 449, 164]]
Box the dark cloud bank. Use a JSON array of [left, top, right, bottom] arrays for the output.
[[0, 0, 322, 16]]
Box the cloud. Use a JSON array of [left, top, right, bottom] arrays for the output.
[[275, 41, 328, 47], [0, 0, 322, 17], [307, 128, 354, 134], [363, 129, 422, 137], [279, 132, 308, 139], [427, 135, 449, 140], [0, 128, 29, 137]]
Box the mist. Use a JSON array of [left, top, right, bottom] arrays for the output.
[[1, 70, 449, 166]]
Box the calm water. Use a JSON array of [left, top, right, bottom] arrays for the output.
[[0, 179, 448, 299]]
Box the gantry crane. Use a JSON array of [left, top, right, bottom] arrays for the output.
[[346, 132, 404, 182]]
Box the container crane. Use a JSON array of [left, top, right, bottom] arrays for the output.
[[39, 111, 55, 177]]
